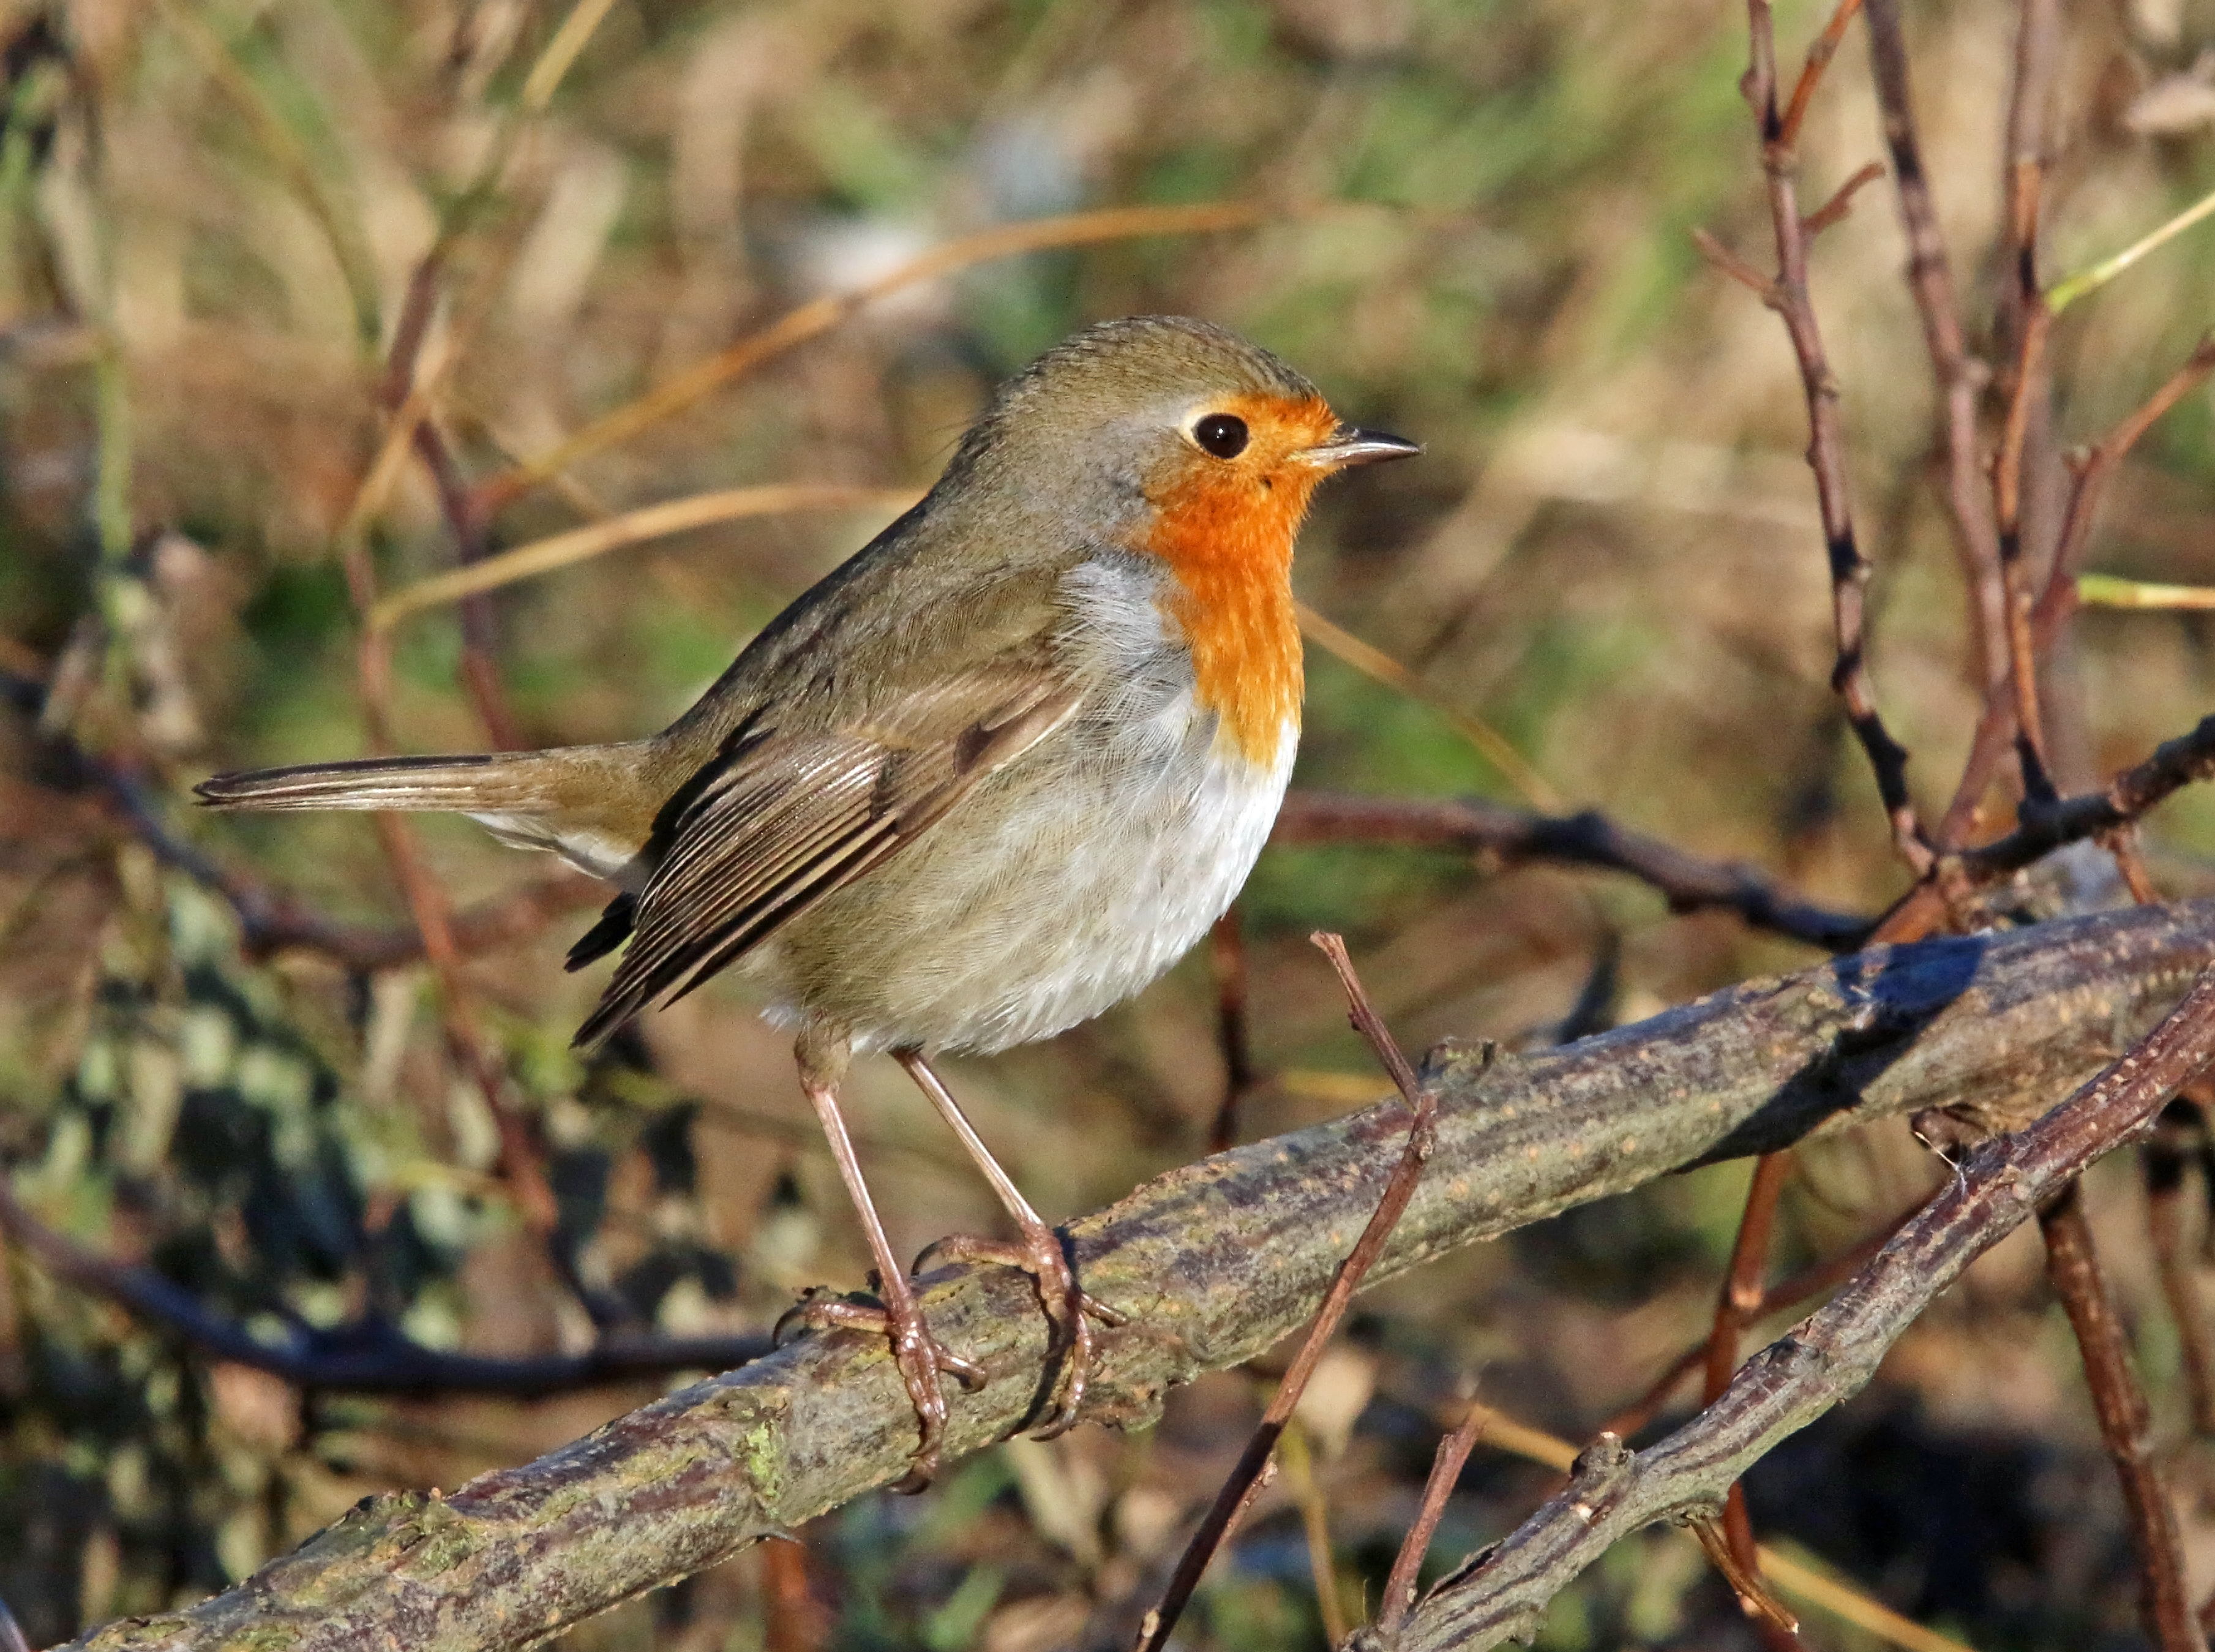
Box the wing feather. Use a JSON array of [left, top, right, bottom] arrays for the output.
[[572, 668, 1079, 1050]]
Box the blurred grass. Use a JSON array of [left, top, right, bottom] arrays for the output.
[[1, 0, 2214, 1648]]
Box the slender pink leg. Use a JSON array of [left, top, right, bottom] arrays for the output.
[[785, 1037, 982, 1489], [896, 1049, 1125, 1438]]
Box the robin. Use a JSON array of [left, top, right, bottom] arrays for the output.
[[198, 315, 1419, 1482]]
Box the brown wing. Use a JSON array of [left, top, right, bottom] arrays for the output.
[[570, 667, 1079, 1051]]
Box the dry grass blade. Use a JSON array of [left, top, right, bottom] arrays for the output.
[[369, 484, 922, 629], [520, 0, 624, 111], [1693, 1516, 1802, 1634], [2077, 576, 2215, 610], [1295, 603, 1562, 811], [476, 201, 1272, 513], [2046, 183, 2215, 315]]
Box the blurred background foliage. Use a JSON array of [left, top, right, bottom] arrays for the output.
[[2, 0, 2215, 1646]]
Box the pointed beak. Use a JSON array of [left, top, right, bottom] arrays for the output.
[[1290, 427, 1424, 470]]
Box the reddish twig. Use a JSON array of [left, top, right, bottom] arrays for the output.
[[2145, 1102, 2215, 1435], [1374, 1394, 1490, 1642], [1700, 1149, 1801, 1647], [1133, 933, 1441, 1652], [1777, 0, 1867, 147], [1802, 159, 1886, 236], [1863, 0, 2008, 696], [2040, 1184, 2203, 1651], [1940, 334, 2215, 846], [1739, 0, 1932, 877]]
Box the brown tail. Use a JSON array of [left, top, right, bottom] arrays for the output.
[[195, 752, 544, 813]]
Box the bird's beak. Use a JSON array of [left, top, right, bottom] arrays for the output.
[[1290, 427, 1424, 470]]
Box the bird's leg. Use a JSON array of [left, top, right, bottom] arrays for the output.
[[895, 1049, 1125, 1439], [783, 1035, 983, 1490]]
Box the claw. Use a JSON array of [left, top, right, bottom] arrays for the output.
[[918, 1231, 1123, 1436], [775, 1283, 986, 1489]]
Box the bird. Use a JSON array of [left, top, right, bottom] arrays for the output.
[[197, 315, 1419, 1484]]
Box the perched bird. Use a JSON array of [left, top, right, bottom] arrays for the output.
[[198, 315, 1418, 1482]]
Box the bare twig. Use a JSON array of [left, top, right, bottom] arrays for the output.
[[1134, 934, 1439, 1652], [1699, 1150, 1802, 1646], [1374, 1396, 1490, 1642], [1777, 0, 1867, 148], [2145, 1103, 2215, 1435], [2039, 1183, 2204, 1651], [1863, 0, 2007, 694], [1959, 713, 2215, 881], [1396, 964, 2215, 1650], [1939, 333, 2215, 846], [1739, 0, 1932, 875], [1803, 159, 1886, 236], [1270, 791, 1870, 949]]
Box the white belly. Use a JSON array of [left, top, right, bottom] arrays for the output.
[[752, 552, 1298, 1054]]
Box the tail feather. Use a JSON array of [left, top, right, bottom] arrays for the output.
[[195, 753, 514, 813]]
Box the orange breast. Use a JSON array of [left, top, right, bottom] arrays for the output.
[[1144, 392, 1337, 766]]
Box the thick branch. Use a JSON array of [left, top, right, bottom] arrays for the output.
[[1395, 961, 2215, 1650], [55, 898, 2215, 1652]]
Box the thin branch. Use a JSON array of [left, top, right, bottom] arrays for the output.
[[1778, 0, 1867, 147], [53, 898, 2215, 1652], [2039, 1184, 2203, 1651], [1936, 332, 2215, 847], [0, 1174, 770, 1398], [1802, 159, 1886, 236], [1374, 1396, 1490, 1641], [1740, 0, 1932, 876], [1863, 0, 2008, 694], [1395, 963, 2215, 1650], [1958, 713, 2215, 881], [1699, 1149, 1802, 1648], [1270, 790, 1870, 949], [2145, 1103, 2215, 1435], [2030, 333, 2215, 640], [1134, 935, 1437, 1652], [2046, 182, 2215, 315]]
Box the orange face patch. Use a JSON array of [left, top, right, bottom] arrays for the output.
[[1144, 391, 1340, 766]]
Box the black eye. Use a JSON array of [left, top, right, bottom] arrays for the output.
[[1193, 413, 1249, 459]]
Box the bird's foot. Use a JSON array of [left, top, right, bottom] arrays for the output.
[[915, 1231, 1126, 1438], [776, 1283, 985, 1491]]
